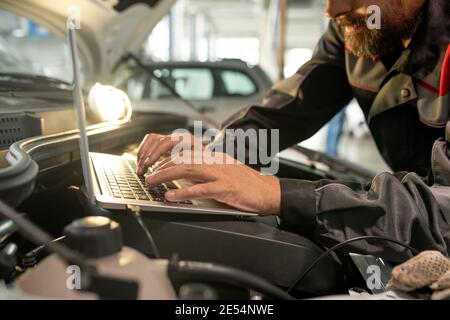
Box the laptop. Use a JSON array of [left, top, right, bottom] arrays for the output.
[[68, 26, 256, 216]]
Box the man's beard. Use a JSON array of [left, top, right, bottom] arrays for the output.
[[337, 10, 422, 59]]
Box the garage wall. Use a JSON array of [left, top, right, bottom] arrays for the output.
[[144, 0, 327, 80]]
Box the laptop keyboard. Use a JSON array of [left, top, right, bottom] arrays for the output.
[[103, 158, 192, 205]]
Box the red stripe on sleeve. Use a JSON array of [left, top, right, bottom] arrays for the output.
[[440, 43, 450, 96], [419, 81, 440, 94]]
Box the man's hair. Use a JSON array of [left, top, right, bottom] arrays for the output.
[[409, 0, 450, 77]]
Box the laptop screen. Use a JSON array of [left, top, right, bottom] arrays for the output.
[[68, 25, 95, 205]]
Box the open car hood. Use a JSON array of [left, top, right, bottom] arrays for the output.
[[0, 0, 175, 84]]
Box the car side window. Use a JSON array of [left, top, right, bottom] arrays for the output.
[[148, 68, 214, 101], [220, 70, 257, 97], [114, 69, 148, 101], [127, 72, 148, 101]]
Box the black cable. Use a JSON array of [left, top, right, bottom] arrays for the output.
[[25, 236, 66, 257], [286, 235, 419, 294], [169, 257, 295, 300], [128, 205, 161, 259], [22, 236, 66, 268]]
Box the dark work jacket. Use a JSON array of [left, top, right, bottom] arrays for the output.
[[220, 0, 450, 262]]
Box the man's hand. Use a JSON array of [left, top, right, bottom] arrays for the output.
[[136, 132, 199, 176], [145, 151, 281, 215]]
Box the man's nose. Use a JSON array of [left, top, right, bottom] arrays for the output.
[[326, 0, 353, 18]]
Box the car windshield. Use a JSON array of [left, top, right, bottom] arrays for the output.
[[0, 9, 73, 83]]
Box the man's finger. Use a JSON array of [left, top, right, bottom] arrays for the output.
[[143, 136, 184, 168], [137, 134, 161, 174], [165, 182, 221, 202], [152, 150, 185, 172], [153, 151, 204, 173], [137, 140, 157, 167], [152, 158, 177, 173], [145, 164, 215, 187], [137, 136, 175, 175], [137, 139, 159, 171], [137, 135, 150, 163], [137, 133, 160, 161]]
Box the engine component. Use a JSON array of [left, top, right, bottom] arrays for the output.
[[64, 216, 123, 258]]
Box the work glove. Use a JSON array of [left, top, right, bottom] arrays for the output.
[[387, 250, 450, 300], [430, 269, 450, 300]]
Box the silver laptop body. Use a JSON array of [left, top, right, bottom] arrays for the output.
[[68, 26, 256, 217]]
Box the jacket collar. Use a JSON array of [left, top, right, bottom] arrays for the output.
[[406, 0, 450, 79]]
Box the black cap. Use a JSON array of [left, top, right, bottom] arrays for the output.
[[64, 216, 123, 258]]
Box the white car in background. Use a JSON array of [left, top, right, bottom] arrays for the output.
[[114, 59, 273, 126]]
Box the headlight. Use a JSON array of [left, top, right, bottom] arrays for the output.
[[88, 83, 132, 124]]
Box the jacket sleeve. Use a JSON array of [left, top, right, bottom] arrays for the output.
[[279, 132, 450, 263], [221, 21, 354, 151]]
